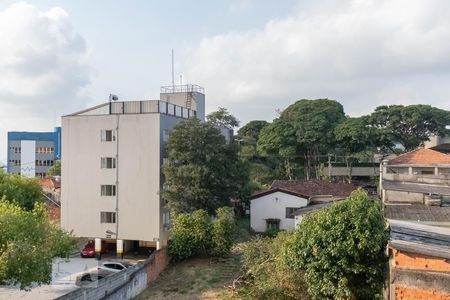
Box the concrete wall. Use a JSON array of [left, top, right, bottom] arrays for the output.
[[383, 172, 450, 186], [62, 113, 162, 242], [329, 166, 378, 177], [385, 190, 424, 204], [250, 191, 308, 232]]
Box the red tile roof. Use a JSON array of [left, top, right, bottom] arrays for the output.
[[39, 177, 61, 190], [388, 148, 450, 165], [250, 180, 356, 199]]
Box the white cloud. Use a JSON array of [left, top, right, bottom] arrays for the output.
[[0, 2, 90, 162], [183, 0, 450, 123]]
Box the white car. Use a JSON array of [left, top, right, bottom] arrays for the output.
[[98, 261, 132, 273]]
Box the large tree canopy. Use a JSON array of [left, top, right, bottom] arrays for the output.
[[284, 189, 389, 299], [0, 200, 74, 289], [0, 170, 42, 210], [206, 107, 240, 129], [162, 117, 248, 214], [368, 104, 450, 151], [257, 99, 346, 179]]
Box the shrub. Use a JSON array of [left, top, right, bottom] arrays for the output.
[[239, 232, 310, 299], [284, 189, 389, 299], [169, 207, 235, 261], [211, 207, 235, 257]]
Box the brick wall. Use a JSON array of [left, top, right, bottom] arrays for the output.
[[393, 250, 450, 272], [395, 286, 450, 300], [389, 249, 450, 299], [145, 247, 169, 284]]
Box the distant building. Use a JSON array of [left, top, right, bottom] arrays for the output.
[[250, 180, 356, 232], [381, 148, 450, 227], [61, 84, 205, 252], [7, 127, 61, 178]]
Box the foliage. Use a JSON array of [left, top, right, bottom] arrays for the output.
[[0, 169, 43, 210], [257, 99, 346, 180], [211, 207, 235, 257], [284, 189, 389, 299], [0, 199, 75, 289], [239, 232, 310, 300], [237, 120, 269, 143], [163, 117, 248, 214], [169, 208, 235, 262], [207, 107, 240, 129], [368, 104, 450, 151], [47, 160, 61, 176]]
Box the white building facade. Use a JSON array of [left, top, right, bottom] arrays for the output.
[[250, 190, 308, 232], [61, 85, 205, 250]]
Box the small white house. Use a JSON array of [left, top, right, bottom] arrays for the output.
[[250, 180, 356, 232], [250, 189, 308, 232]]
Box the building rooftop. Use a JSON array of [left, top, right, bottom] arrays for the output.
[[382, 180, 450, 196], [251, 180, 356, 200], [385, 204, 450, 223], [387, 148, 450, 166], [389, 220, 450, 259]]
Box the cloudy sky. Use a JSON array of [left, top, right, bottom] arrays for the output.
[[1, 0, 450, 162]]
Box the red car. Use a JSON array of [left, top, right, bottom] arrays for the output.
[[80, 240, 108, 258]]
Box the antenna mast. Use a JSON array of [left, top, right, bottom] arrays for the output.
[[171, 49, 175, 91]]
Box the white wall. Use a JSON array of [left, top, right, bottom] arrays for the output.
[[20, 140, 35, 177], [250, 191, 308, 232], [61, 113, 162, 242]]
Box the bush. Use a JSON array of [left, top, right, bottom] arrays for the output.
[[284, 189, 389, 299], [211, 207, 235, 257], [169, 207, 235, 262], [239, 232, 310, 299]]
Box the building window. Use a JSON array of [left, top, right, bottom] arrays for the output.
[[100, 212, 116, 223], [101, 157, 116, 169], [36, 173, 47, 178], [285, 207, 301, 219], [163, 129, 170, 142], [163, 211, 170, 228], [101, 130, 116, 142], [12, 147, 21, 154], [9, 159, 21, 166], [101, 185, 116, 196]]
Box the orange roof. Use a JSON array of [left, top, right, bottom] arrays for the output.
[[388, 148, 450, 165]]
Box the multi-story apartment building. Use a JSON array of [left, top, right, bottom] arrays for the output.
[[7, 127, 61, 177], [61, 84, 205, 252]]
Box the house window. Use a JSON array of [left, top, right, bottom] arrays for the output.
[[286, 207, 301, 219], [101, 130, 116, 142], [100, 212, 116, 223], [101, 185, 116, 196], [266, 219, 280, 231], [101, 157, 116, 169]]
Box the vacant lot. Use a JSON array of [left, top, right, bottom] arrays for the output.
[[136, 253, 242, 300]]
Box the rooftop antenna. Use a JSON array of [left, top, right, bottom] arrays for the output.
[[171, 49, 175, 91]]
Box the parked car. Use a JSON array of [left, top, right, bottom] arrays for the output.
[[98, 261, 132, 273], [75, 269, 113, 286], [80, 240, 108, 258]]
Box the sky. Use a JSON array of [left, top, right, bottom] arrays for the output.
[[1, 0, 450, 162]]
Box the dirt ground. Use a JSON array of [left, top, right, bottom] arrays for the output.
[[135, 254, 242, 300]]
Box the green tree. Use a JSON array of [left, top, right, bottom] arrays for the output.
[[0, 170, 43, 210], [163, 117, 248, 214], [0, 200, 75, 289], [368, 104, 450, 151], [334, 117, 379, 181], [47, 160, 61, 176], [284, 189, 389, 299], [258, 99, 346, 180], [207, 107, 240, 129]]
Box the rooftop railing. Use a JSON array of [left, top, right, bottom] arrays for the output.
[[160, 84, 205, 94], [109, 100, 196, 119]]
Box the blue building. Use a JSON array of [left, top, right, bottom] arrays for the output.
[[7, 127, 61, 177]]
